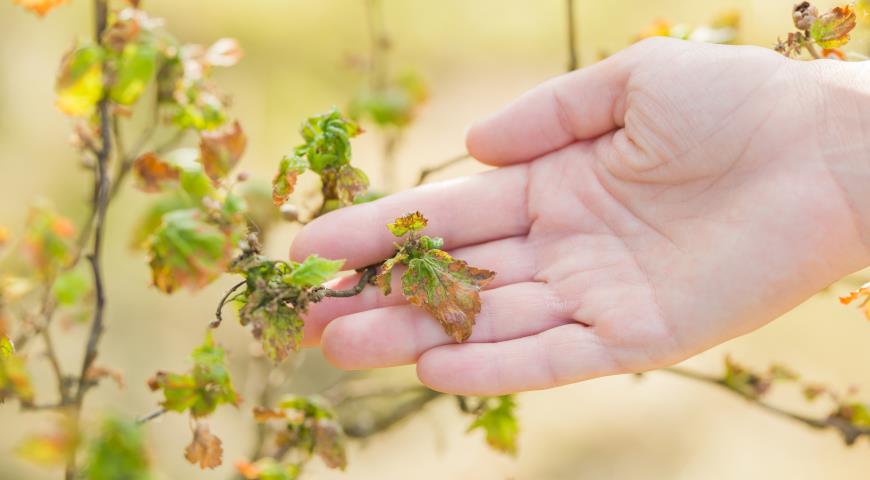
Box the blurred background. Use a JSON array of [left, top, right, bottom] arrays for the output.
[[1, 0, 870, 478]]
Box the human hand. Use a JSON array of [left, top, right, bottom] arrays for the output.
[[291, 38, 870, 395]]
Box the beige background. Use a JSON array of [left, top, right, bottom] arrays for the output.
[[0, 0, 869, 478]]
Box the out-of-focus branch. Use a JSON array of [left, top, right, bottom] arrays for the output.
[[565, 0, 579, 71], [415, 153, 471, 186]]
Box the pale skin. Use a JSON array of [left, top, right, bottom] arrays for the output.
[[290, 38, 870, 396]]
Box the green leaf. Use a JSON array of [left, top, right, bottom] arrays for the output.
[[130, 193, 195, 250], [285, 255, 344, 288], [387, 211, 428, 237], [402, 249, 495, 342], [271, 154, 309, 206], [467, 395, 519, 456], [55, 42, 105, 116], [148, 209, 235, 294], [148, 333, 239, 417], [335, 165, 369, 206], [82, 417, 151, 480], [52, 267, 91, 306], [298, 108, 360, 173], [810, 5, 857, 49], [110, 41, 159, 106], [0, 336, 13, 358]]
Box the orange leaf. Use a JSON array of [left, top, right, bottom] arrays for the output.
[[184, 422, 223, 470], [13, 0, 67, 16], [133, 153, 180, 192], [199, 120, 247, 182]]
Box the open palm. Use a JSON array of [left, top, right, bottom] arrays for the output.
[[291, 38, 870, 395]]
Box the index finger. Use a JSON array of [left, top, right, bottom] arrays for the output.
[[290, 163, 532, 269]]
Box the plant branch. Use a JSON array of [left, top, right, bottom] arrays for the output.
[[311, 267, 377, 300], [415, 153, 471, 186], [136, 408, 167, 424], [211, 280, 246, 328], [565, 0, 579, 71]]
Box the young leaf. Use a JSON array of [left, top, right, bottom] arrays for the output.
[[185, 422, 223, 470], [403, 249, 494, 342], [467, 395, 519, 456], [148, 209, 235, 294], [133, 153, 181, 193], [148, 333, 239, 417], [110, 41, 159, 106], [272, 155, 310, 206], [13, 0, 67, 17], [55, 43, 105, 117], [810, 5, 857, 48], [82, 417, 152, 480], [52, 267, 92, 306], [285, 255, 344, 288], [387, 211, 427, 237], [200, 120, 247, 183]]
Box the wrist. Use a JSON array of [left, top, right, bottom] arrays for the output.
[[808, 60, 870, 265]]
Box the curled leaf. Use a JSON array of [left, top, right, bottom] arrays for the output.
[[271, 155, 309, 206], [403, 249, 494, 342], [200, 120, 247, 183], [810, 5, 857, 49], [55, 43, 105, 117], [387, 211, 428, 237], [185, 422, 223, 470]]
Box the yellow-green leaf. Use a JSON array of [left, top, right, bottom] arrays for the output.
[[56, 43, 105, 117], [387, 211, 427, 237], [110, 41, 159, 106], [810, 5, 857, 49], [467, 396, 518, 456]]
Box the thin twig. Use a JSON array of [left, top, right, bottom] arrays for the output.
[[312, 267, 377, 300], [212, 280, 246, 328], [565, 0, 579, 71], [415, 153, 471, 186], [136, 408, 167, 424]]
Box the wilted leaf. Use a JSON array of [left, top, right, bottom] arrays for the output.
[[22, 204, 76, 278], [85, 365, 125, 389], [285, 255, 343, 288], [56, 43, 105, 116], [387, 211, 428, 237], [13, 0, 67, 16], [811, 5, 857, 48], [185, 422, 223, 469], [335, 165, 369, 206], [148, 333, 239, 417], [313, 419, 347, 469], [148, 209, 236, 293], [375, 251, 407, 296], [467, 396, 518, 455], [82, 417, 151, 480], [271, 155, 309, 206], [200, 120, 247, 182], [133, 153, 180, 192], [206, 38, 244, 67], [110, 41, 158, 105], [403, 249, 494, 342]]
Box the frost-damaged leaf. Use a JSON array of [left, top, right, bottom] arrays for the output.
[[23, 204, 76, 278], [236, 458, 301, 480], [148, 209, 235, 294], [13, 0, 67, 16], [82, 417, 152, 480], [55, 43, 105, 117], [251, 303, 303, 364], [147, 333, 239, 417], [206, 38, 244, 67], [811, 5, 857, 49], [200, 120, 247, 182], [375, 252, 407, 296], [840, 282, 870, 320], [403, 249, 494, 342], [0, 335, 34, 405], [467, 395, 519, 456], [133, 153, 180, 192], [335, 165, 369, 206], [110, 41, 159, 106], [185, 422, 223, 470], [271, 154, 309, 206], [387, 211, 427, 237], [285, 255, 344, 288]]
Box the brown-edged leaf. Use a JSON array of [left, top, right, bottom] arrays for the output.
[[811, 5, 857, 48], [199, 120, 247, 182], [271, 155, 309, 206], [402, 249, 495, 342], [185, 422, 223, 470], [387, 211, 427, 237], [335, 165, 369, 206]]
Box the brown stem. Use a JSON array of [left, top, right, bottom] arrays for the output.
[[565, 0, 579, 71], [415, 153, 471, 186], [66, 1, 111, 477], [212, 280, 246, 328], [312, 267, 377, 300], [136, 408, 167, 424]]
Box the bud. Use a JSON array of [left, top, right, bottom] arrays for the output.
[[793, 2, 818, 30], [236, 171, 250, 182], [280, 204, 300, 223]]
